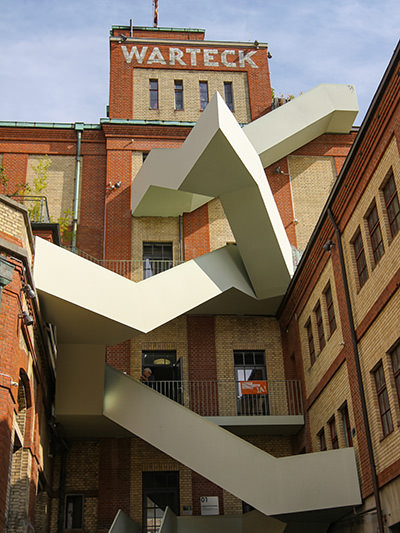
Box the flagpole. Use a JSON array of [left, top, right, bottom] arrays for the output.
[[153, 0, 158, 27]]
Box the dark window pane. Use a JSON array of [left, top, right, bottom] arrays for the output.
[[224, 82, 234, 111], [174, 80, 184, 110], [367, 204, 384, 265], [374, 363, 394, 437], [353, 230, 369, 287], [383, 172, 400, 238], [200, 81, 209, 110], [149, 79, 159, 110]]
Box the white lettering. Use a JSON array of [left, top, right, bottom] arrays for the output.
[[238, 50, 258, 68], [186, 48, 201, 66], [169, 48, 186, 66], [147, 47, 167, 65], [203, 49, 219, 67], [121, 45, 148, 64], [121, 45, 258, 69], [221, 50, 236, 68]]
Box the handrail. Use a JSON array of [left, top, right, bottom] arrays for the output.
[[144, 378, 303, 417], [61, 245, 183, 280], [8, 195, 50, 223]]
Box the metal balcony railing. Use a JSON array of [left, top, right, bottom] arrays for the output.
[[145, 379, 304, 417], [62, 246, 182, 280], [9, 195, 50, 223]]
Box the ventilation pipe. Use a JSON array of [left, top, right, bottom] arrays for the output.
[[71, 123, 84, 253]]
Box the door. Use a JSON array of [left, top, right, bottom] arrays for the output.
[[234, 350, 269, 415], [142, 350, 182, 402], [142, 471, 180, 533]]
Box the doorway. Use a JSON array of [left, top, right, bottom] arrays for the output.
[[234, 350, 269, 415], [142, 350, 183, 403], [142, 471, 180, 532]]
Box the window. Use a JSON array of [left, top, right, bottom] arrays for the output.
[[340, 403, 353, 447], [143, 242, 173, 278], [383, 171, 400, 238], [324, 283, 336, 337], [149, 79, 159, 110], [318, 428, 327, 451], [65, 495, 83, 529], [390, 342, 400, 405], [366, 202, 384, 265], [142, 472, 179, 533], [328, 416, 339, 449], [306, 319, 316, 365], [174, 80, 184, 110], [353, 229, 369, 288], [373, 362, 393, 437], [314, 301, 325, 352], [224, 81, 234, 111], [234, 350, 268, 415], [199, 81, 209, 110]]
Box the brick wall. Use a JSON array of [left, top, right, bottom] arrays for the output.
[[288, 155, 337, 251], [342, 135, 400, 328], [132, 68, 251, 123], [208, 198, 235, 252], [183, 204, 210, 260], [109, 33, 272, 121], [98, 438, 129, 530]]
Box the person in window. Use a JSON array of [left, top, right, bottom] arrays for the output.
[[140, 367, 155, 387]]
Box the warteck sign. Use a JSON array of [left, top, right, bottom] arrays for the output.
[[121, 45, 259, 69]]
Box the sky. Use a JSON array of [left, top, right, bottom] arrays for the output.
[[0, 0, 399, 126]]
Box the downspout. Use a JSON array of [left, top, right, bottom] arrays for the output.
[[179, 215, 185, 262], [71, 123, 84, 253], [327, 208, 384, 533]]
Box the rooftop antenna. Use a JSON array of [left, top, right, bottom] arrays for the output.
[[153, 0, 158, 27], [130, 18, 133, 37]]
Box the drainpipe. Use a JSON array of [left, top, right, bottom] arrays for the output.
[[327, 208, 384, 533], [179, 215, 185, 262], [71, 123, 84, 253]]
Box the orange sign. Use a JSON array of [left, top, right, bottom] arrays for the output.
[[240, 380, 268, 395]]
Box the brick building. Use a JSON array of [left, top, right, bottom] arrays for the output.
[[0, 24, 399, 533]]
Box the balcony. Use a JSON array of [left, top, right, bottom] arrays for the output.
[[146, 379, 304, 436], [9, 195, 50, 223], [62, 246, 183, 281]]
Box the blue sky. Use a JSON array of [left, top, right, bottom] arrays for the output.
[[0, 0, 399, 125]]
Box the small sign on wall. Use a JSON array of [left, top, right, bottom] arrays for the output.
[[200, 496, 219, 515], [240, 380, 268, 395]]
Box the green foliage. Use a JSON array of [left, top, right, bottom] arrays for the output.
[[2, 155, 72, 239], [0, 165, 8, 194], [31, 155, 51, 194]]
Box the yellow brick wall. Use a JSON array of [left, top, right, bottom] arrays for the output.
[[132, 69, 251, 123], [131, 216, 181, 281], [215, 317, 285, 416], [288, 155, 337, 251], [0, 198, 25, 244], [26, 155, 77, 222], [342, 136, 400, 328], [132, 150, 143, 180], [358, 290, 400, 474], [208, 198, 235, 252], [130, 436, 192, 525], [298, 260, 344, 397], [130, 317, 188, 381], [308, 363, 355, 452]]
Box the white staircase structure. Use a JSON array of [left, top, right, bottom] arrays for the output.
[[33, 84, 361, 528]]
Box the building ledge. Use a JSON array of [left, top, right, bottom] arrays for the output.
[[206, 415, 304, 436]]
